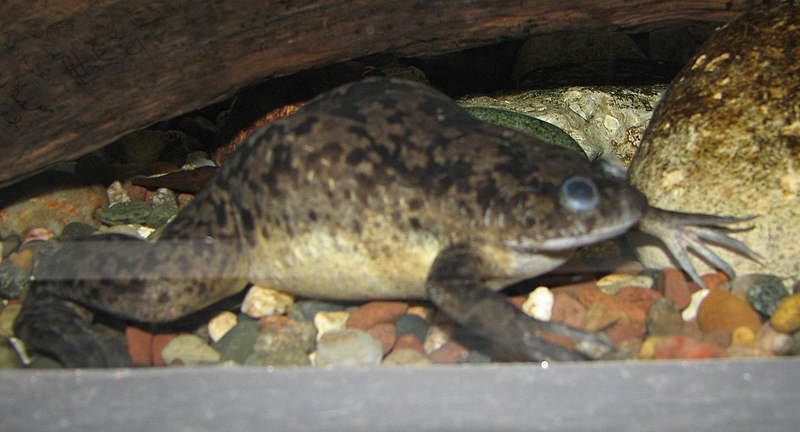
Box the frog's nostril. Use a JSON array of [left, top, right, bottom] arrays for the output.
[[559, 176, 599, 213]]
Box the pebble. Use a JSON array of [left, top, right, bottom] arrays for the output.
[[0, 261, 29, 299], [682, 289, 710, 321], [313, 310, 350, 339], [152, 333, 181, 367], [521, 286, 554, 321], [367, 322, 397, 355], [393, 334, 426, 355], [430, 340, 470, 364], [700, 273, 729, 291], [769, 292, 800, 333], [125, 326, 155, 366], [577, 289, 646, 323], [614, 286, 662, 316], [645, 335, 727, 360], [240, 285, 294, 318], [245, 348, 311, 367], [697, 287, 762, 334], [394, 313, 429, 342], [213, 316, 260, 364], [647, 297, 696, 338], [658, 268, 691, 310], [730, 326, 756, 347], [160, 334, 220, 366], [582, 302, 629, 332], [254, 320, 316, 354], [739, 274, 789, 318], [346, 301, 408, 330], [382, 348, 433, 366], [315, 329, 383, 367], [755, 323, 794, 355], [597, 274, 653, 295], [606, 321, 647, 347], [100, 201, 152, 225], [289, 299, 347, 321], [208, 311, 238, 342], [550, 293, 586, 328]]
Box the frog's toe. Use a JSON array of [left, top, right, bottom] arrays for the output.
[[14, 296, 131, 368], [636, 207, 760, 286]]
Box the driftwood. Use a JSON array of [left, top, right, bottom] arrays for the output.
[[0, 0, 763, 187]]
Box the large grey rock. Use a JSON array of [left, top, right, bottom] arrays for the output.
[[629, 3, 800, 285]]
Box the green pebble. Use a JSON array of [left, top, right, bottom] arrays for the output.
[[395, 314, 429, 342], [743, 274, 789, 318], [100, 201, 152, 225], [59, 222, 99, 241], [462, 106, 587, 157], [145, 201, 179, 228], [0, 260, 29, 299], [289, 300, 347, 321], [213, 315, 260, 364], [244, 349, 311, 367]]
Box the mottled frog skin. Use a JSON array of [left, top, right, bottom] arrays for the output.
[[14, 78, 754, 367]]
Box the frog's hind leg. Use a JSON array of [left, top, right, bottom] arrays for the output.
[[426, 245, 613, 362], [14, 284, 131, 367]]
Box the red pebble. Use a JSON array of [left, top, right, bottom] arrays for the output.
[[346, 301, 408, 330], [551, 293, 586, 328], [430, 341, 470, 364], [652, 335, 727, 360], [368, 322, 397, 355], [659, 269, 692, 309], [394, 334, 426, 355], [125, 327, 154, 366]]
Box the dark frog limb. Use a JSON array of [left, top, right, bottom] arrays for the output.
[[427, 245, 612, 361]]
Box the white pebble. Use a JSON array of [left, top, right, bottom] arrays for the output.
[[423, 321, 454, 354], [207, 311, 237, 342], [682, 288, 710, 321], [241, 285, 294, 318], [313, 310, 350, 340], [522, 286, 554, 321], [315, 329, 383, 367]]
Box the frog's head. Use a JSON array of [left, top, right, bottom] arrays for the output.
[[482, 138, 648, 255]]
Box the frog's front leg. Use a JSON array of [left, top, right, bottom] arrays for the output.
[[426, 245, 613, 362]]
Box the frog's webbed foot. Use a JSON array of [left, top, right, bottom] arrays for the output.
[[14, 285, 131, 368], [635, 207, 760, 286], [426, 245, 613, 362]]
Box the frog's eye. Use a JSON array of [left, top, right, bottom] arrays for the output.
[[559, 176, 599, 213]]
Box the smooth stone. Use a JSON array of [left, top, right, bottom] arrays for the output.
[[755, 322, 794, 355], [645, 335, 726, 360], [315, 329, 383, 367], [658, 268, 692, 310], [394, 314, 429, 342], [682, 289, 710, 321], [289, 299, 347, 321], [125, 326, 155, 366], [647, 297, 691, 337], [245, 348, 311, 367], [770, 293, 800, 333], [346, 301, 408, 330], [382, 348, 432, 366], [100, 201, 152, 225], [629, 4, 800, 285], [161, 334, 220, 366], [458, 85, 664, 162], [214, 316, 260, 364], [551, 292, 586, 328], [367, 322, 396, 355], [254, 320, 316, 354], [697, 288, 762, 334], [461, 106, 586, 156]]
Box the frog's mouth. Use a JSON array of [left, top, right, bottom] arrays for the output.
[[504, 217, 639, 253]]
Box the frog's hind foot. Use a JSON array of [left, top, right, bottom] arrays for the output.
[[426, 245, 614, 362], [635, 207, 760, 287], [14, 292, 131, 368]]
